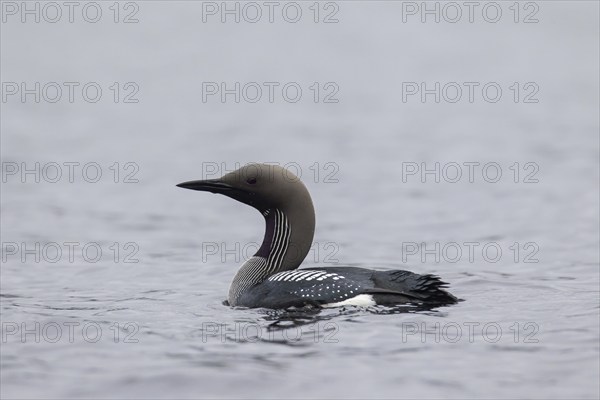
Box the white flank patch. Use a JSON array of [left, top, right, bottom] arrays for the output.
[[322, 294, 376, 308]]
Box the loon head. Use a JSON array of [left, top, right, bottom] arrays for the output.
[[177, 163, 309, 213], [177, 163, 316, 271]]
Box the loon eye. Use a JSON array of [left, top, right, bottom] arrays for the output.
[[246, 177, 257, 185]]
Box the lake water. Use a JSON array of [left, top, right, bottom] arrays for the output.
[[1, 1, 599, 399]]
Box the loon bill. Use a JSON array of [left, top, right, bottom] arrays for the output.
[[177, 163, 458, 309]]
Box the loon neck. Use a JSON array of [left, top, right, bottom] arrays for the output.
[[256, 207, 313, 273], [228, 205, 315, 305], [255, 208, 289, 262]]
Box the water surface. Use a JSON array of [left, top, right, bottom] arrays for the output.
[[1, 2, 599, 399]]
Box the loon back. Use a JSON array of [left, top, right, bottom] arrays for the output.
[[177, 163, 458, 309], [236, 265, 457, 309]]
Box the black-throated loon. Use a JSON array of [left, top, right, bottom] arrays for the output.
[[177, 163, 458, 309]]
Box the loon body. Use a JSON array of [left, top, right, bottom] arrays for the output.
[[178, 163, 457, 309]]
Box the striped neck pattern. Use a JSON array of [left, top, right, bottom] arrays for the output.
[[228, 208, 292, 305]]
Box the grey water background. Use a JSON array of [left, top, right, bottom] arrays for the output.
[[1, 1, 599, 399]]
